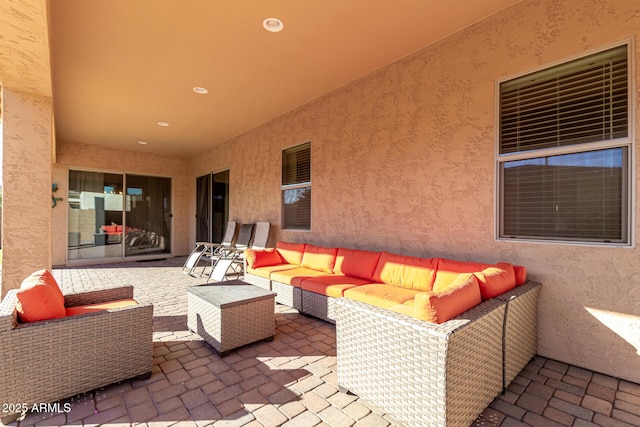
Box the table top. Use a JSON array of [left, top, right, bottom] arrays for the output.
[[188, 280, 276, 308]]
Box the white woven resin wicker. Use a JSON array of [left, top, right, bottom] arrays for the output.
[[187, 280, 276, 356]]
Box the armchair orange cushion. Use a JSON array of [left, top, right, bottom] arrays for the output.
[[245, 248, 284, 269], [65, 298, 138, 317], [16, 270, 66, 323], [372, 252, 438, 291], [301, 245, 338, 273], [334, 248, 381, 281], [276, 241, 306, 265]]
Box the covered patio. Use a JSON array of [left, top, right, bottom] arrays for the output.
[[2, 1, 640, 425], [5, 259, 638, 426]]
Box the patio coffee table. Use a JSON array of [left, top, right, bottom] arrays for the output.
[[187, 280, 276, 356]]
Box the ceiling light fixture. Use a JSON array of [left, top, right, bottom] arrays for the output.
[[157, 121, 170, 127], [137, 141, 148, 145], [193, 87, 208, 94], [263, 18, 284, 33]]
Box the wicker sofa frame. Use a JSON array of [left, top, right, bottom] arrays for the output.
[[336, 296, 506, 427], [246, 264, 541, 426], [0, 285, 153, 423]]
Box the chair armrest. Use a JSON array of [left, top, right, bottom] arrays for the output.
[[63, 285, 135, 307], [0, 290, 19, 333]]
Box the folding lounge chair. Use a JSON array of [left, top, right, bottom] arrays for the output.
[[181, 221, 237, 276], [210, 222, 270, 282]]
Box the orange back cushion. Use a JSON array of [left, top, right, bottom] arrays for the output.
[[334, 248, 381, 281], [414, 273, 482, 324], [301, 245, 338, 273], [372, 252, 438, 291], [276, 241, 306, 265], [433, 259, 489, 291], [16, 270, 66, 323], [245, 248, 284, 269]]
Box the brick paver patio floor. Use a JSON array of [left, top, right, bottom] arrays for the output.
[[6, 258, 640, 426]]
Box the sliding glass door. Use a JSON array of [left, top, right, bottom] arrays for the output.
[[68, 170, 171, 261], [195, 170, 229, 243], [125, 174, 171, 257], [68, 171, 124, 260]]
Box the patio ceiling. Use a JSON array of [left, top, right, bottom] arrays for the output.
[[5, 0, 525, 157]]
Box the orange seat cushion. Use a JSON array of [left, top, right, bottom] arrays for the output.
[[343, 284, 422, 309], [301, 245, 338, 273], [16, 270, 66, 323], [413, 273, 482, 323], [276, 241, 306, 266], [333, 248, 381, 281], [245, 248, 284, 269], [65, 298, 138, 317], [246, 263, 298, 279], [300, 275, 370, 297], [434, 258, 516, 300], [372, 252, 438, 291], [271, 267, 329, 287]]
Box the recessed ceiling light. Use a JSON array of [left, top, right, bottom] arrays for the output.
[[193, 87, 208, 94], [263, 18, 284, 33], [157, 121, 170, 127], [137, 141, 148, 145]]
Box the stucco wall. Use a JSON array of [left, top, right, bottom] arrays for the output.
[[190, 0, 640, 383], [1, 89, 53, 294], [51, 140, 190, 266]]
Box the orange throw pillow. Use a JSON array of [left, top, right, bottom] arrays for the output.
[[413, 273, 482, 324], [514, 265, 527, 285], [245, 248, 284, 269], [476, 262, 516, 300], [16, 270, 66, 323]]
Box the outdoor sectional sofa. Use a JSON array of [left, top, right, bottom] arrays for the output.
[[244, 241, 541, 427]]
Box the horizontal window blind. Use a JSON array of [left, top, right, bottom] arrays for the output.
[[282, 142, 311, 186], [500, 45, 628, 154], [282, 142, 311, 230], [501, 148, 626, 242], [283, 187, 311, 230]]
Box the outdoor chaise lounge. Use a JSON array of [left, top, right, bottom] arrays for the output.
[[210, 221, 271, 282], [182, 220, 237, 276], [0, 271, 153, 423]]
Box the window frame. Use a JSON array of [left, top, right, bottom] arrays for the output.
[[495, 41, 635, 247], [281, 141, 312, 231]]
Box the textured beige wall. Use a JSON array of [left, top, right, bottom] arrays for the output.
[[191, 0, 640, 382], [1, 89, 53, 294], [52, 140, 191, 266]]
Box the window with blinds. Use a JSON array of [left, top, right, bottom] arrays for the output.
[[282, 142, 311, 230], [497, 44, 631, 244]]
